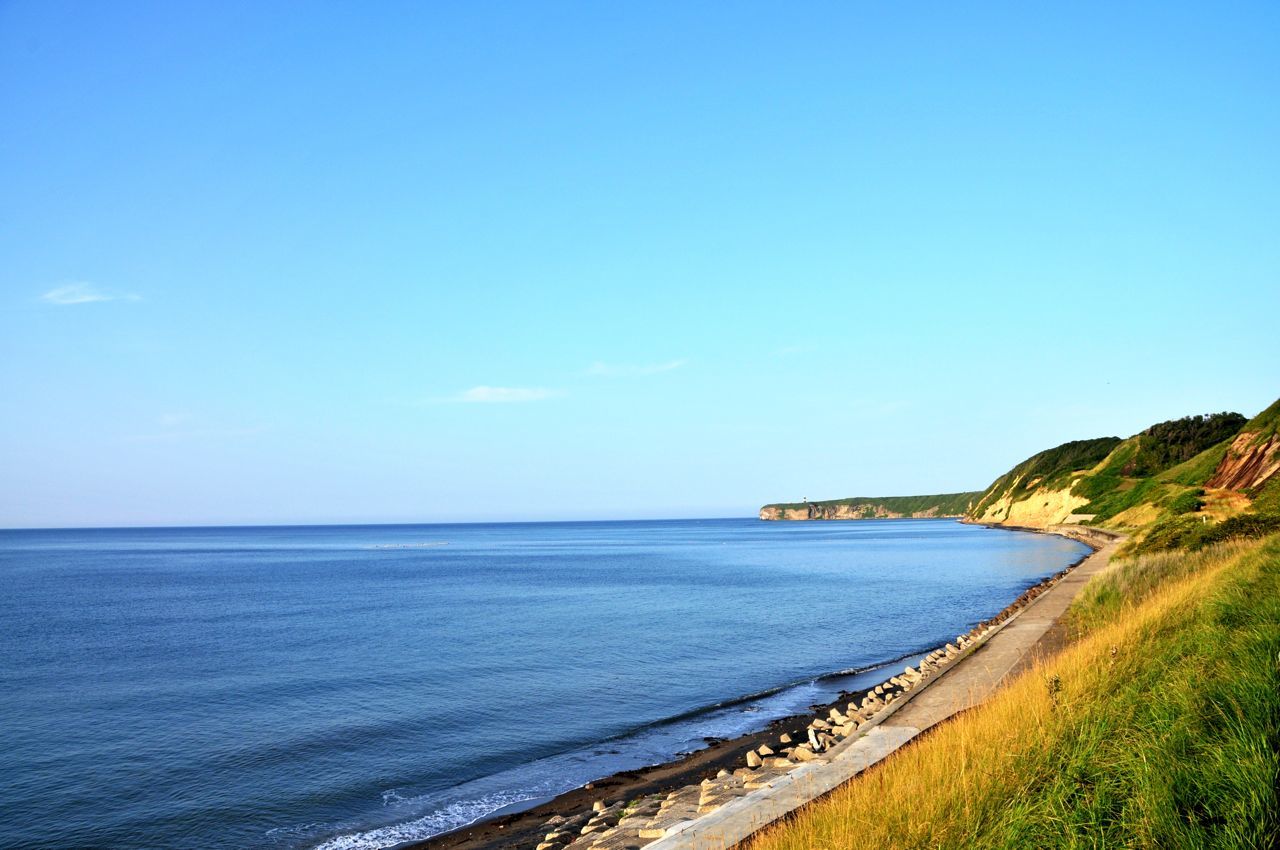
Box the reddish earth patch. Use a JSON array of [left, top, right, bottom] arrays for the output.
[[1207, 432, 1280, 491]]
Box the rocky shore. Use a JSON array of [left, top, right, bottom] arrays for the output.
[[411, 529, 1098, 850]]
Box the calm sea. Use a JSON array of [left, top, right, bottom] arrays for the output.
[[0, 518, 1088, 849]]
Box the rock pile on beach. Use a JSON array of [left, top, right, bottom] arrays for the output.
[[530, 564, 1073, 850]]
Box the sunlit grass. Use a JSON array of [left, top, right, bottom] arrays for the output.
[[745, 537, 1280, 850]]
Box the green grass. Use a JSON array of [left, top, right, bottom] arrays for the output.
[[1251, 477, 1280, 515], [1126, 412, 1247, 476], [1167, 488, 1205, 515], [747, 536, 1280, 850], [1157, 438, 1234, 487], [1075, 480, 1212, 526], [1074, 477, 1166, 524], [1029, 415, 1244, 524], [1068, 541, 1240, 634], [1244, 397, 1280, 442], [1004, 538, 1280, 848], [763, 492, 980, 516], [967, 410, 1255, 527], [1133, 512, 1280, 555], [1069, 439, 1137, 501], [970, 436, 1122, 518]]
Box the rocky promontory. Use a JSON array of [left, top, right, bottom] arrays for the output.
[[758, 492, 978, 521]]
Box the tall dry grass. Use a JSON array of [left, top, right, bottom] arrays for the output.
[[745, 537, 1280, 850]]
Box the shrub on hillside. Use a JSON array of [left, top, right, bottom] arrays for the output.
[[1205, 513, 1280, 545], [1136, 511, 1280, 554], [1168, 489, 1205, 515], [1126, 412, 1247, 476]]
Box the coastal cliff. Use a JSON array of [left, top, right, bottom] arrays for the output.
[[759, 398, 1280, 553], [1206, 399, 1280, 492], [759, 492, 978, 521], [965, 405, 1279, 540], [965, 437, 1122, 528]]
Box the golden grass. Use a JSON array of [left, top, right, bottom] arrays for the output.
[[745, 538, 1277, 850]]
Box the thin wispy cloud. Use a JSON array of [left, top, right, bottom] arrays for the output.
[[585, 359, 686, 378], [774, 344, 814, 357], [40, 282, 141, 305], [453, 386, 565, 403]]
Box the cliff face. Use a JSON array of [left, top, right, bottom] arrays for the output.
[[759, 503, 917, 521], [1207, 433, 1279, 490], [759, 401, 1280, 533], [758, 493, 977, 521], [965, 404, 1278, 532], [964, 438, 1122, 530], [1206, 402, 1280, 491], [970, 483, 1090, 527]]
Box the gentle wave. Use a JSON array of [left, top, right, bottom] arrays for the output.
[[2, 519, 1090, 850], [291, 655, 929, 850], [308, 790, 540, 850]]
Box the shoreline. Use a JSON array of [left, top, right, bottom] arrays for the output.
[[400, 653, 937, 850], [639, 526, 1123, 850], [403, 524, 1099, 850]]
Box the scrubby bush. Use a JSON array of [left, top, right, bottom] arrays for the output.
[[1204, 513, 1280, 545], [1135, 511, 1280, 554], [1167, 489, 1205, 515], [1126, 412, 1247, 476]]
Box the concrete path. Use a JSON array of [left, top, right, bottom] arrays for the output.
[[888, 530, 1121, 730], [646, 528, 1123, 850]]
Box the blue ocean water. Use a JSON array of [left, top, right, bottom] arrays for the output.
[[0, 518, 1088, 850]]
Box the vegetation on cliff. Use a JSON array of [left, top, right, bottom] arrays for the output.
[[965, 401, 1279, 554], [760, 492, 979, 520], [1207, 398, 1280, 491], [747, 398, 1280, 848], [1126, 412, 1247, 475], [967, 437, 1122, 520], [759, 398, 1279, 559], [746, 535, 1280, 850]]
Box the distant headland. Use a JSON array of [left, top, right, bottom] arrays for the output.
[[758, 492, 978, 521], [759, 397, 1280, 556]]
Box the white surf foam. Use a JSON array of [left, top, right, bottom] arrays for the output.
[[307, 790, 538, 850]]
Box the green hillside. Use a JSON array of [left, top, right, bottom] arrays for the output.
[[968, 437, 1122, 519], [1070, 412, 1247, 523], [966, 404, 1280, 555], [760, 400, 1278, 540], [1242, 396, 1280, 437]]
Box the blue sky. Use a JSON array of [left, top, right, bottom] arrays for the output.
[[2, 1, 1278, 527]]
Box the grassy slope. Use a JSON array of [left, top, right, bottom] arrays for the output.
[[746, 535, 1280, 850], [966, 408, 1270, 534], [968, 437, 1122, 518], [1074, 413, 1250, 524], [1243, 397, 1280, 440], [1252, 476, 1280, 514], [763, 405, 1273, 527], [1120, 402, 1280, 552], [1157, 438, 1234, 486], [762, 492, 980, 516]]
